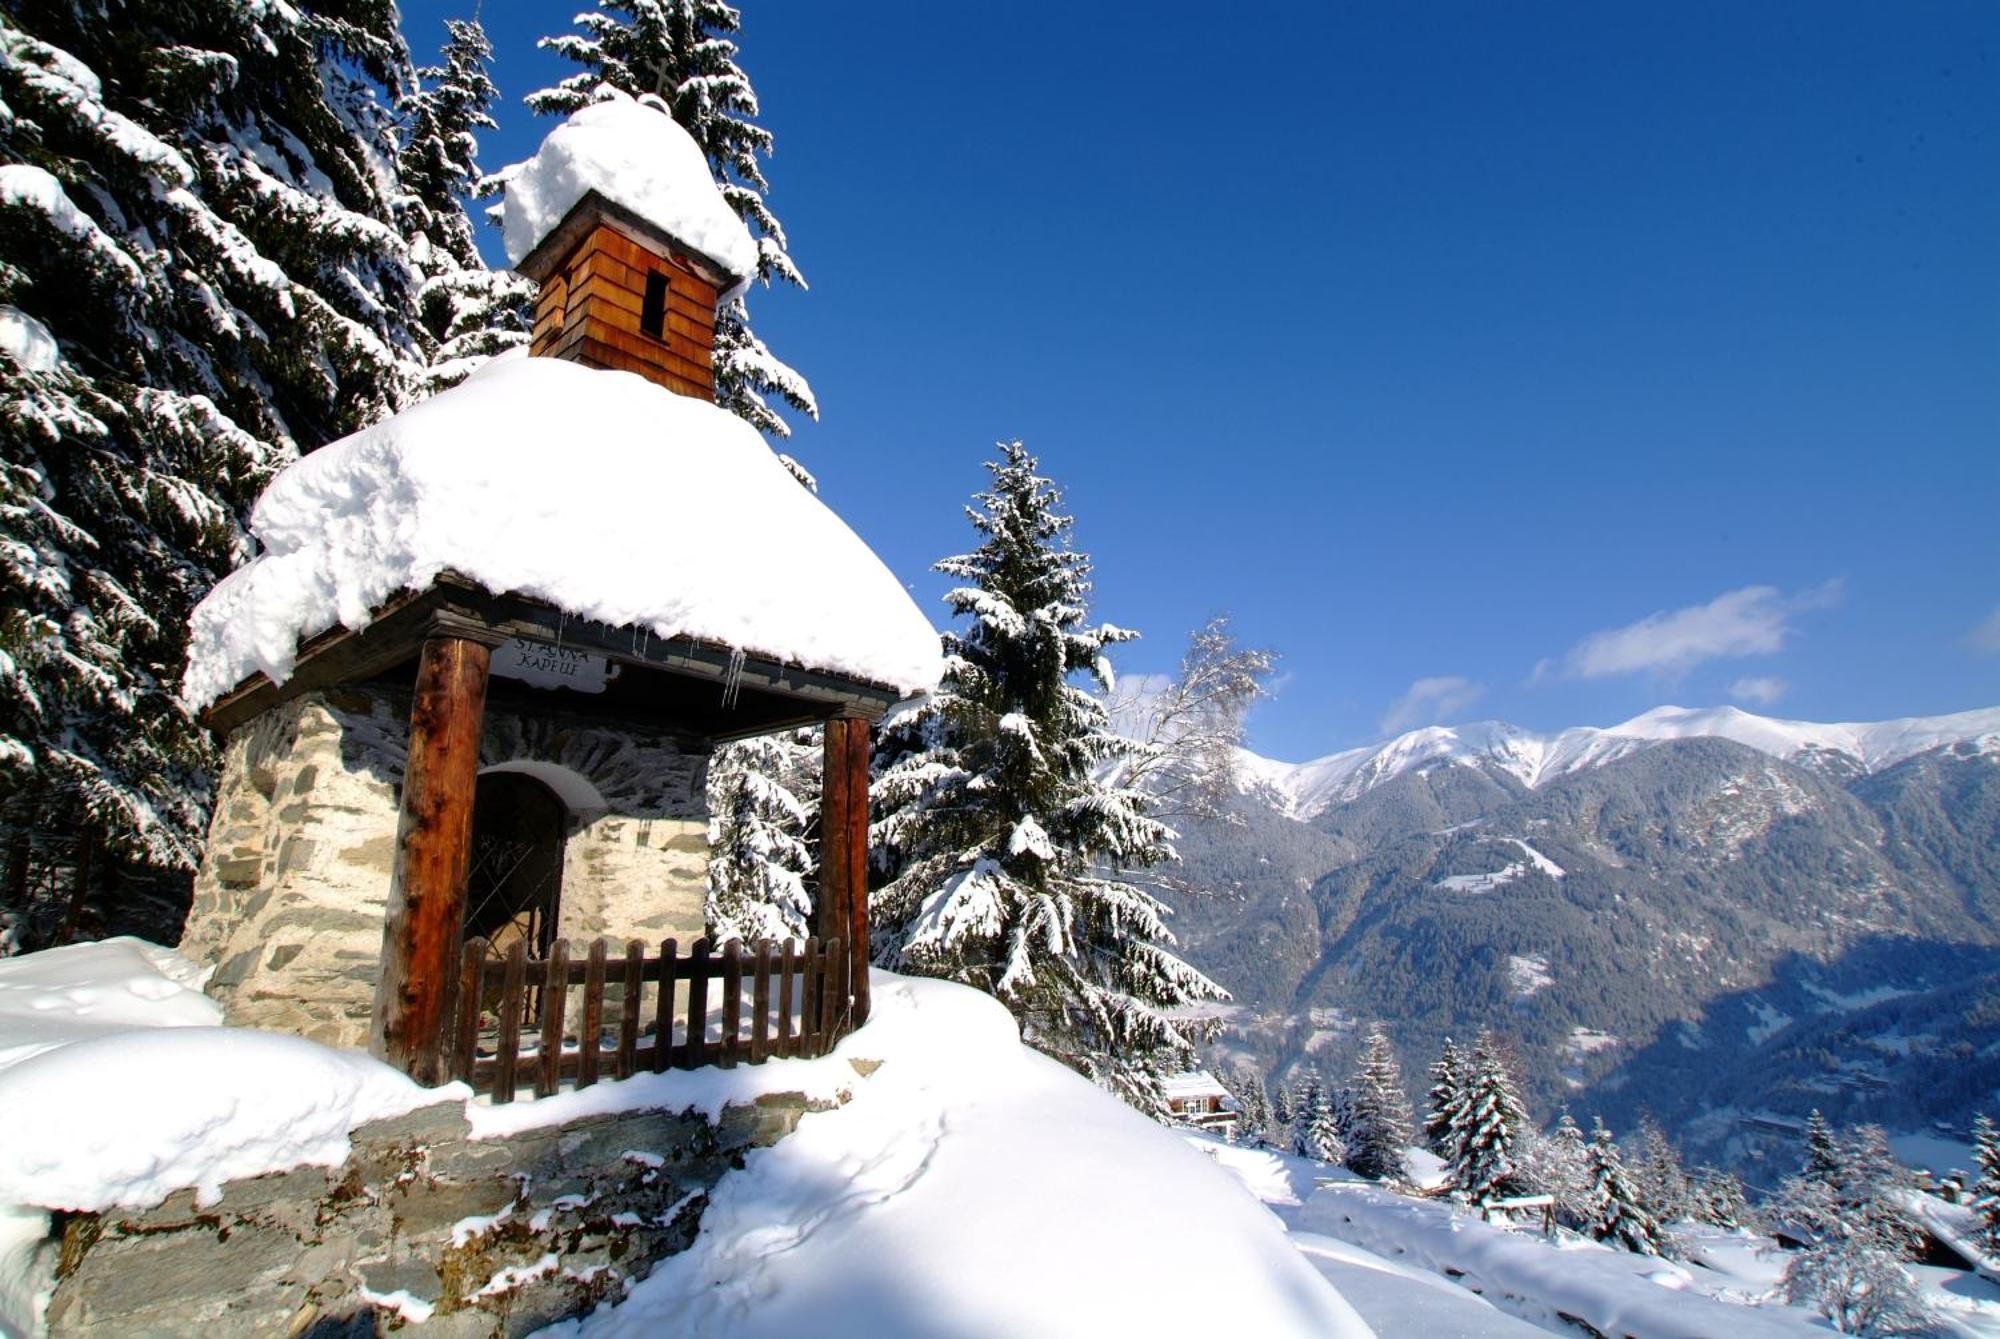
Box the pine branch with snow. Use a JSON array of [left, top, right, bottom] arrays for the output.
[[707, 728, 820, 942], [396, 17, 533, 393]]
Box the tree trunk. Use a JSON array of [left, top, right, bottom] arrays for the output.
[[819, 713, 872, 1027], [372, 636, 492, 1083]]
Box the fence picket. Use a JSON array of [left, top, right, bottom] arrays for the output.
[[653, 938, 678, 1073], [750, 940, 773, 1064], [686, 938, 712, 1069], [455, 937, 487, 1083], [537, 939, 570, 1099], [777, 940, 797, 1058], [720, 939, 744, 1070], [617, 939, 644, 1078], [495, 940, 525, 1103], [801, 935, 822, 1056], [579, 939, 607, 1088]]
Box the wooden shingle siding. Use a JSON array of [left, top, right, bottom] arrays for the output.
[[529, 221, 720, 401]]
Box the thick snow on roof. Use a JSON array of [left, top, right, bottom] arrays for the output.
[[182, 354, 943, 709], [500, 90, 757, 297]]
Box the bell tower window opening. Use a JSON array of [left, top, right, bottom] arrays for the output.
[[640, 271, 669, 340]]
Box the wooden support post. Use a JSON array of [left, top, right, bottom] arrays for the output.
[[370, 635, 492, 1085], [819, 713, 873, 1028]]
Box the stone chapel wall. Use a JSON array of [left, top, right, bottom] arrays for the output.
[[181, 688, 712, 1046]]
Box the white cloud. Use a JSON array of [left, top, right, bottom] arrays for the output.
[[1729, 676, 1789, 706], [1547, 580, 1842, 681], [1380, 676, 1483, 735], [1969, 607, 2000, 655]]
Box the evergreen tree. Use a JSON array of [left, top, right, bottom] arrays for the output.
[[1773, 1120, 1933, 1334], [1629, 1113, 1694, 1224], [1271, 1076, 1296, 1131], [868, 444, 1224, 1111], [1584, 1119, 1668, 1256], [1, 4, 419, 916], [1220, 1064, 1272, 1147], [1447, 1030, 1530, 1205], [1294, 1074, 1344, 1164], [1690, 1166, 1754, 1231], [1523, 1111, 1594, 1230], [1425, 1036, 1470, 1160], [528, 0, 816, 443], [1973, 1115, 2000, 1258], [1345, 1025, 1414, 1183], [396, 18, 533, 393], [706, 727, 819, 941], [1804, 1109, 1842, 1182]]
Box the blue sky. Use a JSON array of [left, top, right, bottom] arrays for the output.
[[406, 1, 1999, 759]]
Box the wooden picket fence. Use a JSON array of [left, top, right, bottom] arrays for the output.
[[447, 934, 850, 1104]]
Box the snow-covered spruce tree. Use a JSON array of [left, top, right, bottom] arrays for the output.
[[1804, 1109, 1842, 1182], [1690, 1166, 1754, 1231], [396, 17, 533, 393], [1345, 1025, 1414, 1183], [1629, 1113, 1694, 1224], [1772, 1123, 1933, 1335], [868, 443, 1225, 1111], [1584, 1120, 1668, 1256], [706, 727, 820, 942], [528, 0, 816, 443], [1272, 1076, 1296, 1131], [1, 5, 419, 917], [1776, 1174, 1932, 1336], [1447, 1030, 1531, 1205], [1973, 1115, 2000, 1258], [1523, 1111, 1594, 1230], [1220, 1064, 1273, 1146], [1425, 1035, 1470, 1161], [1294, 1074, 1345, 1164]]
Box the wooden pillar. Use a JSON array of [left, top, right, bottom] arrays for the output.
[[371, 636, 492, 1084], [818, 713, 873, 1027]]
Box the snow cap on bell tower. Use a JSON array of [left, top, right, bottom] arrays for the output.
[[501, 89, 756, 400]]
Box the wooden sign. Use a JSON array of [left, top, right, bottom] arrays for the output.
[[490, 637, 615, 694]]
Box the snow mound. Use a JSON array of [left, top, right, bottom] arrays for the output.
[[500, 90, 757, 297], [0, 1027, 452, 1212], [551, 972, 1372, 1338], [0, 936, 219, 1073], [183, 354, 943, 708]]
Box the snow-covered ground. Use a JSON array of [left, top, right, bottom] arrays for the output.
[[0, 941, 1367, 1338], [10, 938, 1999, 1338]]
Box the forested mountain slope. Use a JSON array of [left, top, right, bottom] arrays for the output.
[[1163, 709, 2000, 1169]]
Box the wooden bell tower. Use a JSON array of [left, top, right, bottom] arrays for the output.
[[515, 192, 726, 402]]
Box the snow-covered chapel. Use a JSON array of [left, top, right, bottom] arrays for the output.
[[175, 94, 940, 1079]]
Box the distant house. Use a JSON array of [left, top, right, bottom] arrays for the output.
[[1163, 1071, 1239, 1138]]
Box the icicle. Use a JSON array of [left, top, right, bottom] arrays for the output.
[[721, 646, 747, 709]]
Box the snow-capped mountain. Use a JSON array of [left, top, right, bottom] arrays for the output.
[[1161, 704, 2000, 1171], [1236, 704, 2000, 820]]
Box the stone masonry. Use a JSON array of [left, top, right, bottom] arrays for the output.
[[180, 687, 713, 1047], [41, 1089, 833, 1337]]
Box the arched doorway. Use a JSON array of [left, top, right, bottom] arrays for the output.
[[463, 772, 567, 959]]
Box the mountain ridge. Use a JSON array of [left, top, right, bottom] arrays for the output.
[[1237, 703, 2000, 820]]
